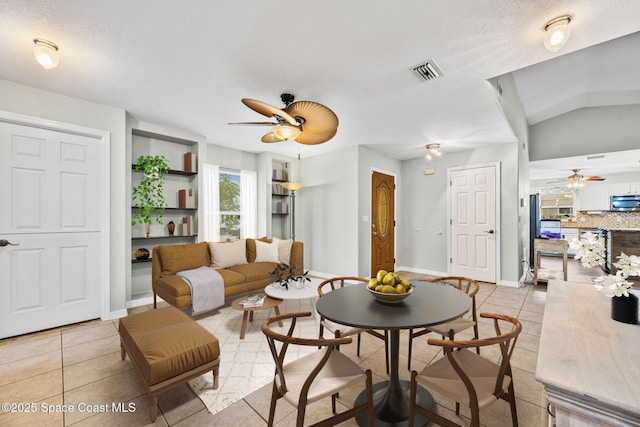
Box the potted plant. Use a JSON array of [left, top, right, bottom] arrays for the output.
[[270, 263, 310, 290], [571, 232, 640, 323], [131, 155, 170, 232]]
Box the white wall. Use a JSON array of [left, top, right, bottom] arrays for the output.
[[494, 73, 531, 282], [0, 79, 128, 312]]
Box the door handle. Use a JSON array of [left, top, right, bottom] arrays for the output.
[[0, 239, 19, 247], [484, 230, 495, 234]]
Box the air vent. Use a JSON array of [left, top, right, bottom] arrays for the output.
[[586, 155, 605, 160], [412, 60, 443, 81]]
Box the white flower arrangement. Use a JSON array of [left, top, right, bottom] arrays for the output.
[[570, 232, 640, 297]]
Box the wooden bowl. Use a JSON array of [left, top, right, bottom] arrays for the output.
[[367, 285, 413, 304]]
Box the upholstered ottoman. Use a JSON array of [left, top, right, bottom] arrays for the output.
[[118, 306, 220, 422]]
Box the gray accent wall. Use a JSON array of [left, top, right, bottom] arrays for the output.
[[298, 146, 360, 276], [530, 105, 640, 161], [401, 143, 521, 284]]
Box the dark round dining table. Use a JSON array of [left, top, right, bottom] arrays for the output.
[[315, 280, 471, 426]]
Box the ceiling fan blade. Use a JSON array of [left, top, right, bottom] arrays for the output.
[[227, 121, 277, 126], [261, 132, 286, 143], [242, 98, 298, 125], [295, 128, 337, 145], [585, 176, 605, 181], [286, 101, 339, 134]]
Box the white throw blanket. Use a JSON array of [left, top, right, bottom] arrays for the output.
[[177, 266, 225, 315]]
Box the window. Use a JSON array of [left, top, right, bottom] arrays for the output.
[[202, 164, 257, 242], [219, 171, 241, 241]]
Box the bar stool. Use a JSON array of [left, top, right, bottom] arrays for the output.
[[533, 238, 568, 285]]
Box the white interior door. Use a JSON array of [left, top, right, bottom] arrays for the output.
[[0, 120, 104, 338], [450, 165, 497, 283]]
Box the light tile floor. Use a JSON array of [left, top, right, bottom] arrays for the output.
[[0, 261, 598, 426]]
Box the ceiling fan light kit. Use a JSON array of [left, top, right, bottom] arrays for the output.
[[544, 15, 572, 52], [230, 94, 339, 145], [270, 125, 302, 141]]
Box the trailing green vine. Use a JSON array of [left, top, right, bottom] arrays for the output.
[[132, 155, 170, 225]]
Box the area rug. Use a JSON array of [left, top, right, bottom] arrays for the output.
[[189, 297, 319, 415]]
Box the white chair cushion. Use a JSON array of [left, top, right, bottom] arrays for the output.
[[427, 318, 476, 336], [416, 348, 511, 410], [276, 349, 366, 407], [321, 319, 364, 338]]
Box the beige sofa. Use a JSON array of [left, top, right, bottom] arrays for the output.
[[152, 238, 303, 310]]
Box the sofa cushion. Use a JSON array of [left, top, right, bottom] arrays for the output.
[[228, 262, 278, 282], [155, 275, 192, 298], [215, 268, 246, 287], [158, 242, 210, 276], [208, 239, 247, 268], [255, 240, 279, 263]]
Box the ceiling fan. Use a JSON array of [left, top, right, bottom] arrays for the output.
[[549, 169, 605, 188], [228, 93, 338, 145]]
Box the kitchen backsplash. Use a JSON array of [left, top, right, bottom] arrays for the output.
[[562, 211, 640, 229]]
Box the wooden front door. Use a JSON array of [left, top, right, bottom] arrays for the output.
[[371, 171, 395, 275], [450, 165, 497, 283]]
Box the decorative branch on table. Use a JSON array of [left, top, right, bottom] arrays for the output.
[[570, 232, 640, 297], [269, 263, 310, 290]]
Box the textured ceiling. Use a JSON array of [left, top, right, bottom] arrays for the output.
[[1, 1, 639, 163]]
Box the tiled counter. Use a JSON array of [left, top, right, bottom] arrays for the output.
[[561, 211, 640, 229]]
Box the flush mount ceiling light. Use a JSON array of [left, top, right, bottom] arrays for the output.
[[425, 143, 442, 161], [33, 38, 59, 69], [544, 15, 572, 52]]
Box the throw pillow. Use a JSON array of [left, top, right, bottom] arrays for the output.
[[254, 240, 279, 263], [209, 239, 247, 269], [273, 237, 293, 265]]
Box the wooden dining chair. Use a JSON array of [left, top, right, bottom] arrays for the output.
[[317, 277, 389, 374], [262, 311, 374, 427], [408, 313, 522, 427], [407, 276, 479, 370]]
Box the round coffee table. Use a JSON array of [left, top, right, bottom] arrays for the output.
[[264, 277, 322, 300], [231, 294, 282, 339]]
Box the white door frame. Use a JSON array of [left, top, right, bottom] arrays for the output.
[[0, 110, 111, 321], [446, 162, 501, 284]]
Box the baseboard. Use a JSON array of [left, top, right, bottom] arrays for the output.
[[395, 265, 448, 277], [126, 295, 157, 309], [499, 279, 522, 288], [107, 309, 128, 320]]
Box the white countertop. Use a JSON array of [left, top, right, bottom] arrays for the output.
[[536, 280, 640, 417]]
